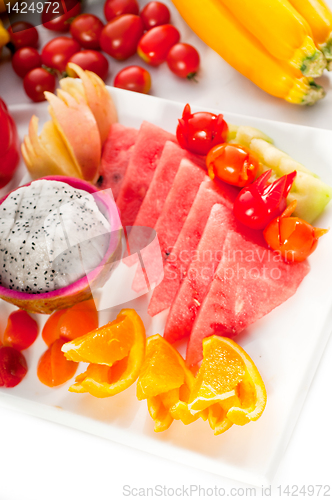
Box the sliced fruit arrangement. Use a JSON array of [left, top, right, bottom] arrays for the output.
[[62, 309, 146, 397], [22, 65, 117, 182]]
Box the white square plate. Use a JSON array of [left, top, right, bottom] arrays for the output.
[[1, 88, 332, 486]]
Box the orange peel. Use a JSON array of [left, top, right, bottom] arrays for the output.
[[62, 309, 146, 398], [188, 336, 267, 434], [137, 335, 207, 432]]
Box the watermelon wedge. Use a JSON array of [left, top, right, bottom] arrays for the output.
[[132, 159, 206, 294], [116, 122, 177, 227], [148, 178, 238, 317], [186, 229, 310, 366], [98, 123, 138, 200], [163, 203, 232, 344], [134, 141, 205, 229]]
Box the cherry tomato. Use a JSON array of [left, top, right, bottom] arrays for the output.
[[11, 47, 41, 78], [23, 68, 56, 102], [167, 43, 200, 79], [264, 200, 328, 262], [70, 14, 104, 49], [42, 0, 81, 32], [100, 14, 144, 60], [37, 339, 78, 387], [176, 103, 228, 156], [114, 65, 151, 94], [3, 310, 39, 351], [0, 346, 28, 388], [66, 50, 109, 80], [0, 98, 20, 188], [104, 0, 139, 22], [233, 170, 296, 230], [140, 1, 170, 30], [41, 36, 81, 72], [8, 22, 38, 49], [206, 143, 259, 187], [137, 24, 180, 66]]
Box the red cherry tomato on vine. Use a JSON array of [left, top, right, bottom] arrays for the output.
[[66, 50, 109, 80], [138, 24, 180, 66], [23, 68, 56, 102], [176, 103, 228, 156], [12, 47, 41, 78], [114, 65, 151, 94], [8, 22, 39, 49], [206, 143, 259, 187], [70, 14, 104, 49], [140, 2, 170, 30], [42, 0, 81, 32], [0, 346, 28, 388], [41, 36, 81, 72], [264, 200, 328, 262], [104, 0, 139, 21], [167, 43, 200, 79], [100, 15, 144, 60]]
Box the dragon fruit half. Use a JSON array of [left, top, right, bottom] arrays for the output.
[[0, 176, 122, 313]]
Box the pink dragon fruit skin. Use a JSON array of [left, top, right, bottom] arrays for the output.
[[0, 176, 122, 314]]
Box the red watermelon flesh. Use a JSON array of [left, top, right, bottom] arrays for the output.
[[131, 159, 206, 294], [148, 178, 238, 317], [116, 122, 177, 227], [163, 203, 232, 344], [186, 229, 310, 366], [98, 123, 138, 200], [134, 141, 205, 228]]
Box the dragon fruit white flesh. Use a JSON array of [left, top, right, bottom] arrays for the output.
[[0, 179, 112, 294]]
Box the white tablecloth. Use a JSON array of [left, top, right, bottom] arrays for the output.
[[0, 1, 332, 498]]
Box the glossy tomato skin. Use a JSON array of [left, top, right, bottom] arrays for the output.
[[12, 47, 41, 78], [167, 43, 200, 78], [8, 22, 39, 49], [206, 143, 259, 187], [137, 24, 180, 66], [100, 14, 144, 60], [42, 0, 81, 32], [140, 2, 170, 30], [70, 14, 104, 49], [3, 310, 39, 351], [0, 346, 28, 388], [104, 0, 139, 21], [41, 36, 81, 72], [114, 65, 151, 93], [66, 50, 109, 80], [176, 104, 228, 156], [23, 68, 56, 102]]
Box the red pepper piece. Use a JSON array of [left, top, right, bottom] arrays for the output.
[[176, 103, 228, 156], [233, 169, 296, 229], [263, 200, 328, 262]]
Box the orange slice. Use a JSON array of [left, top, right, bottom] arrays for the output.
[[188, 336, 267, 434], [137, 335, 206, 432], [62, 309, 146, 398]]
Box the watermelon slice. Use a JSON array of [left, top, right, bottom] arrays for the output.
[[98, 123, 138, 200], [148, 178, 238, 317], [132, 159, 206, 294], [186, 229, 310, 366], [134, 141, 205, 229], [163, 203, 232, 344], [116, 122, 177, 227]]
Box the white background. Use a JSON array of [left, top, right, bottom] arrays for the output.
[[1, 0, 332, 498]]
